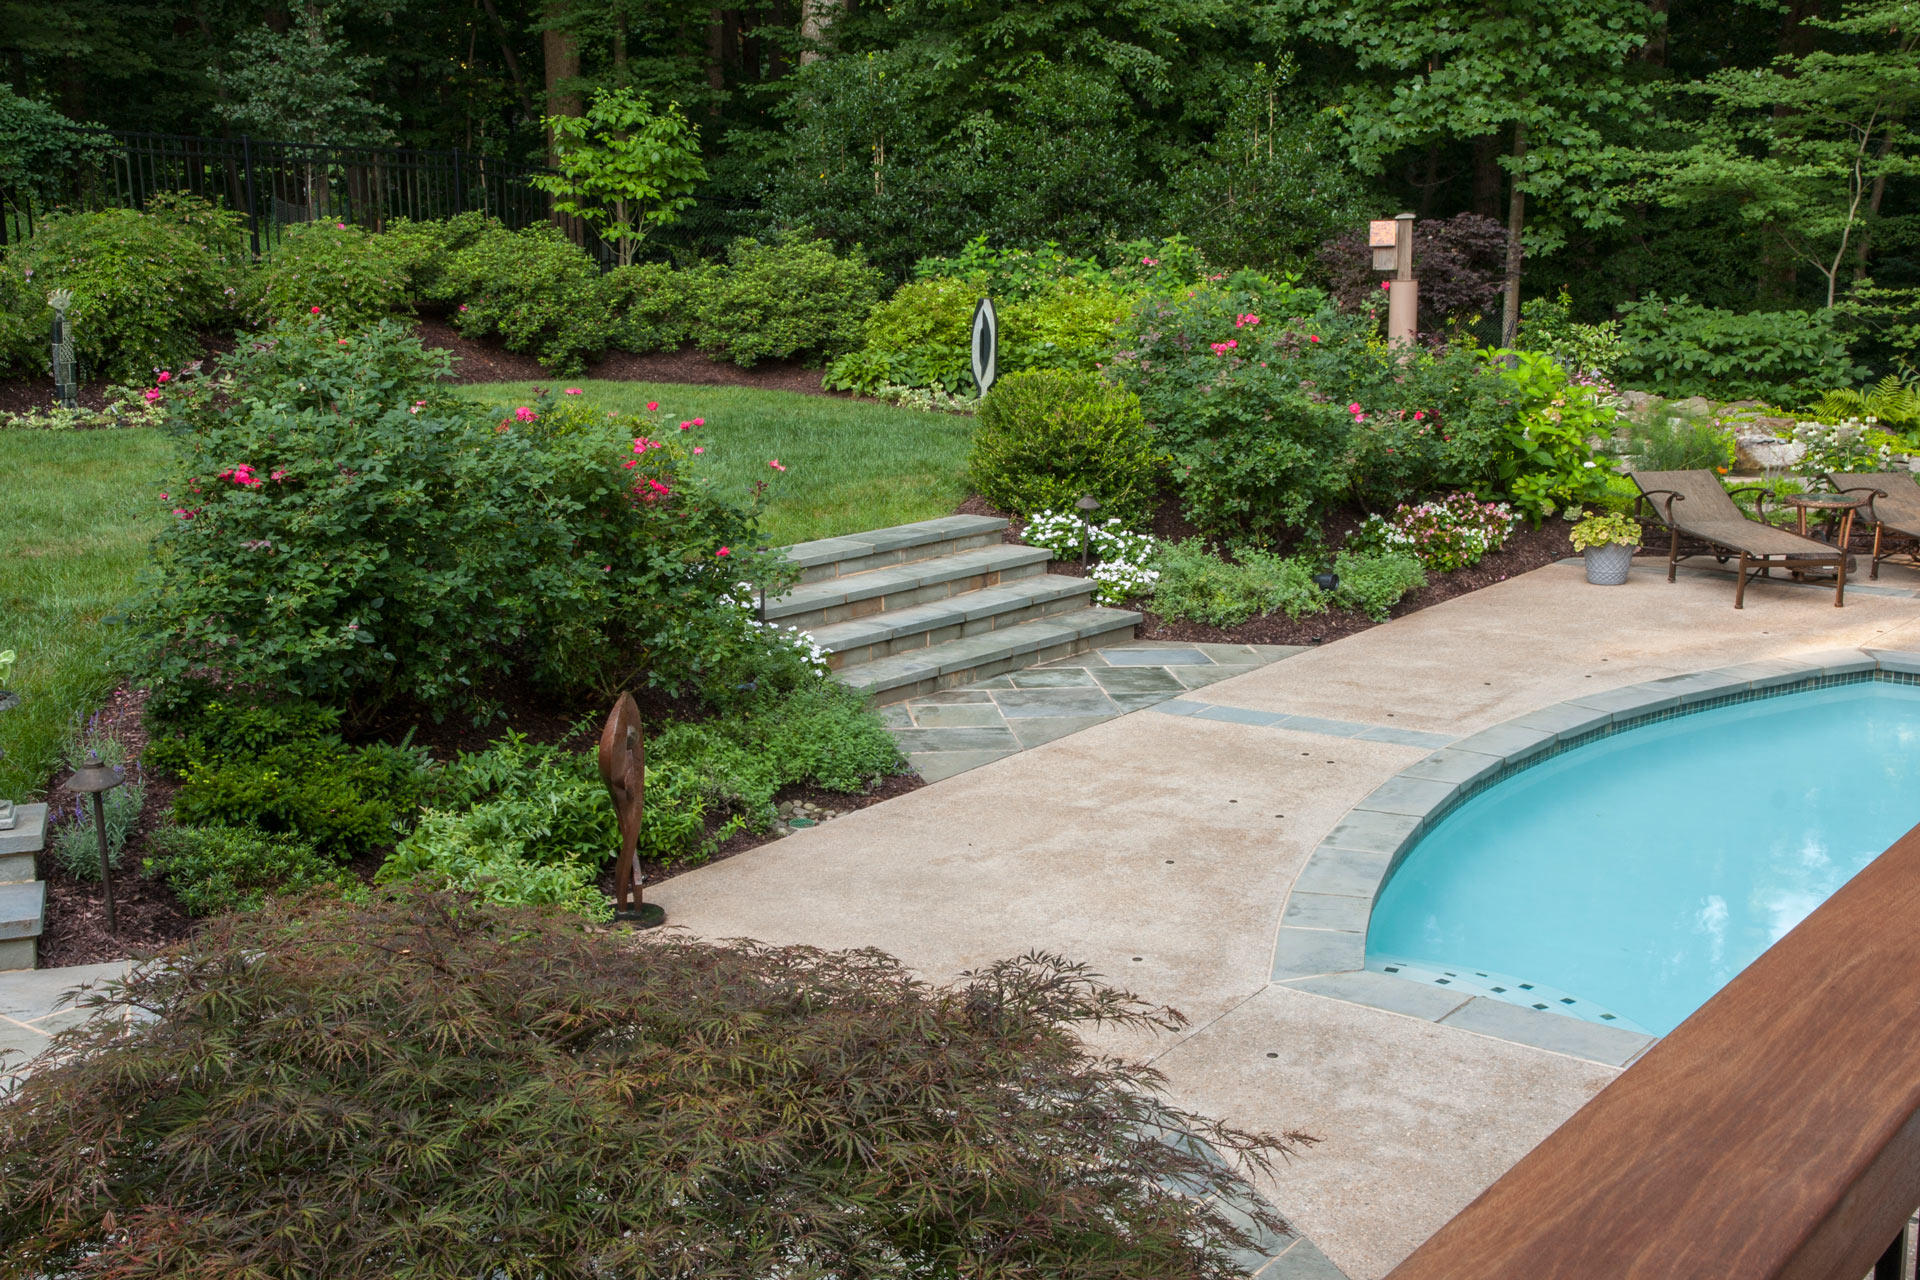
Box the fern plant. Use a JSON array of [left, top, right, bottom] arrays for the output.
[[1812, 374, 1920, 430]]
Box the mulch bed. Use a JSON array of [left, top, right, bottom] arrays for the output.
[[961, 494, 1578, 647], [33, 678, 924, 968]]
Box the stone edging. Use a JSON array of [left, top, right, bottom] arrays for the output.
[[1271, 646, 1920, 1067]]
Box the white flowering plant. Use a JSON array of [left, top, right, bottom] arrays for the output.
[[1792, 417, 1896, 477], [1020, 509, 1159, 605]]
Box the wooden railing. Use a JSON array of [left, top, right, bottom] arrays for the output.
[[1385, 820, 1920, 1280]]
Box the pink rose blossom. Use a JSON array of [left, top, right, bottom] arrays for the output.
[[693, 446, 704, 454], [768, 458, 785, 472], [646, 401, 658, 411], [310, 306, 322, 314], [144, 389, 161, 403], [564, 388, 582, 395], [514, 406, 537, 423], [1309, 335, 1320, 343], [717, 547, 731, 557], [156, 371, 171, 384]]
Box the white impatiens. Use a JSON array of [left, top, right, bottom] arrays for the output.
[[1021, 509, 1158, 606]]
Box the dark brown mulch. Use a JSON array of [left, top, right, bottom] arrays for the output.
[[964, 492, 1576, 646], [36, 686, 192, 970]]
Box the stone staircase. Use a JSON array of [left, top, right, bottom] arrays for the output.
[[774, 515, 1141, 704], [0, 804, 47, 970]]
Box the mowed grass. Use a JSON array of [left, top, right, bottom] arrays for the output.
[[464, 382, 976, 546], [0, 428, 171, 801]]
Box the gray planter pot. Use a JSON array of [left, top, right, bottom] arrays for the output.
[[1583, 543, 1636, 586]]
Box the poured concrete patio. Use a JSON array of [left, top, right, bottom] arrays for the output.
[[655, 557, 1920, 1279]]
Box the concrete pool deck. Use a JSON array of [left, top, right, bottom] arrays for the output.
[[655, 557, 1920, 1279]]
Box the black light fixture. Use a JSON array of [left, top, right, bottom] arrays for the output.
[[1312, 568, 1340, 593], [63, 751, 124, 932], [1075, 494, 1101, 567]]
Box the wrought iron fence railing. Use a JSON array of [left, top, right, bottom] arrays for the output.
[[0, 129, 755, 264]]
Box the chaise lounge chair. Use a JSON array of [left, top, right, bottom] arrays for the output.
[[1827, 470, 1920, 580], [1629, 469, 1849, 608]]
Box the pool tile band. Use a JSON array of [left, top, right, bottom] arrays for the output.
[[1271, 647, 1920, 1067]]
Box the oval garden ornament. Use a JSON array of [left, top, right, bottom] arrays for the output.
[[971, 296, 998, 397]]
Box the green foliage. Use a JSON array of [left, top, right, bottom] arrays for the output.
[[1466, 350, 1620, 519], [47, 732, 141, 883], [1519, 289, 1628, 382], [969, 370, 1158, 522], [1330, 550, 1427, 622], [430, 222, 608, 373], [0, 87, 115, 218], [253, 220, 408, 328], [5, 198, 244, 382], [381, 212, 498, 304], [535, 88, 707, 268], [143, 824, 349, 917], [0, 884, 1301, 1279], [145, 693, 428, 855], [211, 9, 394, 147], [1621, 402, 1738, 472], [378, 732, 616, 920], [1569, 510, 1643, 551], [691, 234, 883, 367], [131, 320, 784, 725], [1149, 540, 1324, 627], [602, 261, 707, 353], [1812, 374, 1920, 430], [642, 680, 904, 863], [1614, 296, 1864, 403]]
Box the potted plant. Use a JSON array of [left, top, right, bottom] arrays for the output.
[[1569, 511, 1641, 585]]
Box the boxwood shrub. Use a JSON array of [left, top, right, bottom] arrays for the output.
[[969, 369, 1158, 522]]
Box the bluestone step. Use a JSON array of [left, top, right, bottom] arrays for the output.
[[784, 515, 1009, 584], [0, 879, 45, 971], [807, 573, 1099, 668], [837, 605, 1142, 703], [766, 543, 1051, 629], [0, 852, 34, 885]]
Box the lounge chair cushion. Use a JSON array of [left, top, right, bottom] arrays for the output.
[[1629, 469, 1838, 559]]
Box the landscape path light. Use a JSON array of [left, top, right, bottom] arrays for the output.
[[63, 751, 125, 933], [1076, 494, 1101, 568], [0, 649, 17, 831]]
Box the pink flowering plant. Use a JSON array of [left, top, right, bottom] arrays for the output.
[[1343, 493, 1517, 573], [134, 315, 790, 723]]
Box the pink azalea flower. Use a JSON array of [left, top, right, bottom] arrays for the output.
[[335, 222, 346, 230], [459, 304, 469, 313]]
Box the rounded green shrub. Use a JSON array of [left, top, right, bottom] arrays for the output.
[[7, 196, 245, 382], [433, 221, 608, 373], [602, 260, 709, 353], [692, 234, 883, 367], [969, 369, 1158, 522], [144, 824, 349, 917], [254, 220, 408, 328]]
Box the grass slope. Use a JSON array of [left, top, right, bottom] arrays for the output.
[[0, 428, 170, 801], [464, 382, 975, 546]]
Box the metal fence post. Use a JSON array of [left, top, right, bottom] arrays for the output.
[[240, 134, 260, 258], [452, 146, 464, 215]]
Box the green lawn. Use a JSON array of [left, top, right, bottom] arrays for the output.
[[0, 427, 171, 801], [464, 382, 976, 546]]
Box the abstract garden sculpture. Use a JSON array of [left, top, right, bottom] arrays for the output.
[[597, 692, 663, 926]]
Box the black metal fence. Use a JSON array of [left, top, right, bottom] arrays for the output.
[[2, 129, 755, 263]]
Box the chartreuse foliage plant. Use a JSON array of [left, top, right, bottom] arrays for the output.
[[144, 824, 351, 917], [0, 886, 1306, 1279], [133, 317, 788, 726], [970, 369, 1158, 522]]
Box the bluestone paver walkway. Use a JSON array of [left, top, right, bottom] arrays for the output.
[[0, 960, 128, 1083], [656, 557, 1920, 1279], [884, 640, 1304, 781]]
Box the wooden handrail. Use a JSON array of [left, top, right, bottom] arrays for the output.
[[1385, 819, 1920, 1280]]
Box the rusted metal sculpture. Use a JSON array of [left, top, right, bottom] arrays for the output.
[[597, 692, 663, 926]]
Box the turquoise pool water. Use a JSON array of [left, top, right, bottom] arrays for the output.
[[1365, 682, 1920, 1036]]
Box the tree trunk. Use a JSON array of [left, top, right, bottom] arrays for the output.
[[613, 11, 629, 86], [543, 1, 582, 165], [1639, 0, 1669, 66], [706, 8, 727, 102], [1471, 134, 1502, 219], [1501, 121, 1527, 347], [800, 0, 844, 63], [1778, 0, 1823, 58], [478, 0, 534, 120]]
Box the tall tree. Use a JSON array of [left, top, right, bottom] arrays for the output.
[[1640, 0, 1920, 308], [1286, 0, 1655, 343]]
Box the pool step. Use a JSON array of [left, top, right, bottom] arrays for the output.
[[775, 518, 1141, 705], [0, 804, 47, 971]]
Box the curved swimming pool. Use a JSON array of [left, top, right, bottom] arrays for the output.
[[1365, 681, 1920, 1036]]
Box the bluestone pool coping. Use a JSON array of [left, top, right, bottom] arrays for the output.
[[1272, 646, 1920, 1068]]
